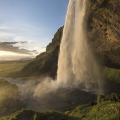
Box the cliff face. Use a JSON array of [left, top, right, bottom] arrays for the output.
[[86, 0, 120, 68], [22, 27, 63, 78], [22, 0, 120, 78]]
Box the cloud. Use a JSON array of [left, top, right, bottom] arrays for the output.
[[0, 23, 49, 57], [0, 41, 33, 54], [0, 53, 35, 61], [19, 41, 28, 44]]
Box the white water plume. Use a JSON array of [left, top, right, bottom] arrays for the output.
[[57, 0, 103, 94]]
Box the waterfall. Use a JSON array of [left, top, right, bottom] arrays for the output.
[[57, 0, 103, 94]]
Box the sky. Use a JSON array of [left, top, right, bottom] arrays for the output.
[[0, 0, 69, 60]]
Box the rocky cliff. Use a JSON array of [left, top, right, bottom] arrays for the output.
[[22, 27, 63, 78], [86, 0, 120, 68]]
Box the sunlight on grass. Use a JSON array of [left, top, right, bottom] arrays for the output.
[[0, 61, 30, 77]]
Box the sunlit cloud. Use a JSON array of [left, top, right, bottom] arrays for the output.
[[0, 51, 29, 56], [0, 0, 69, 61], [0, 24, 47, 56], [0, 21, 51, 61], [0, 51, 35, 61], [0, 41, 38, 55]]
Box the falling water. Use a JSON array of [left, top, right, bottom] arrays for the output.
[[57, 0, 103, 94]]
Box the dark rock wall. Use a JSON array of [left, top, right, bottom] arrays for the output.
[[86, 0, 120, 68]]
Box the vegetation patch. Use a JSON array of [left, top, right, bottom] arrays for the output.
[[0, 109, 78, 120], [66, 93, 120, 120], [103, 67, 120, 83]]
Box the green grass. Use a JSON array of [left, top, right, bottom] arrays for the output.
[[66, 104, 92, 119], [85, 102, 120, 120], [0, 109, 78, 120], [66, 93, 120, 120], [21, 46, 59, 78], [103, 67, 120, 83], [0, 61, 30, 77]]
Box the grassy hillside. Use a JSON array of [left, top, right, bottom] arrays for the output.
[[1, 93, 120, 120]]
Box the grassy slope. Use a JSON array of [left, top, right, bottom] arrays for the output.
[[1, 93, 120, 120], [21, 46, 59, 78]]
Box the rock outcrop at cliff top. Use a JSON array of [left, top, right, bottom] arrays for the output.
[[22, 0, 120, 77]]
